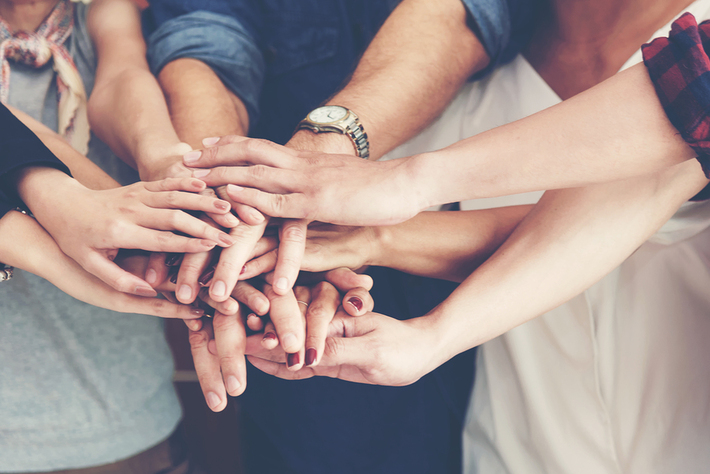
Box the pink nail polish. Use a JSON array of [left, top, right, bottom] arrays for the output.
[[202, 137, 220, 146], [183, 150, 202, 164]]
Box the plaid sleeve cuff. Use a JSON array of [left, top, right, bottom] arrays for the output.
[[642, 12, 710, 178]]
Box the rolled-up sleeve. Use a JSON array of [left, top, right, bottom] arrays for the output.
[[461, 0, 538, 79], [146, 11, 265, 126], [642, 12, 710, 179]]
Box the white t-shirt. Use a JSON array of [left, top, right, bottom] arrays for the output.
[[386, 1, 710, 472]]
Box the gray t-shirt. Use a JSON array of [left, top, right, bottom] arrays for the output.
[[0, 5, 181, 471]]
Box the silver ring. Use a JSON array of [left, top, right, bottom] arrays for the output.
[[296, 300, 309, 307]]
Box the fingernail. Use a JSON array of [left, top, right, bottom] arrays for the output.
[[186, 320, 200, 331], [183, 150, 202, 164], [193, 169, 210, 178], [250, 209, 265, 222], [208, 340, 217, 355], [135, 286, 156, 297], [263, 332, 277, 342], [226, 375, 241, 393], [145, 268, 157, 285], [206, 391, 221, 410], [225, 213, 239, 226], [165, 253, 182, 266], [198, 268, 215, 287], [214, 200, 230, 211], [227, 183, 243, 194], [281, 333, 297, 351], [347, 296, 363, 312], [177, 284, 192, 301], [202, 136, 220, 146], [219, 233, 236, 246], [240, 265, 247, 275], [275, 277, 288, 291], [306, 348, 317, 366], [190, 309, 205, 317], [255, 297, 269, 314], [169, 273, 178, 284], [287, 352, 300, 368], [212, 280, 226, 297]]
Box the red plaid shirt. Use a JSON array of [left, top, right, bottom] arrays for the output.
[[643, 12, 710, 179]]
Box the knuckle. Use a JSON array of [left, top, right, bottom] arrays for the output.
[[324, 336, 343, 358], [219, 354, 242, 368], [212, 314, 240, 332], [188, 330, 209, 348], [281, 224, 305, 243], [164, 191, 180, 207], [306, 305, 330, 323]]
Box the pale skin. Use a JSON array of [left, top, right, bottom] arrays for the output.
[[155, 0, 491, 407], [228, 0, 705, 382], [191, 61, 696, 226], [6, 106, 235, 296], [247, 160, 709, 385]]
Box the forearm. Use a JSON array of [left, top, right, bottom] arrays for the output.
[[428, 159, 708, 363], [371, 206, 530, 281], [414, 64, 696, 208], [88, 0, 187, 179], [159, 58, 248, 148], [0, 209, 63, 277], [8, 106, 117, 191], [290, 0, 488, 159]]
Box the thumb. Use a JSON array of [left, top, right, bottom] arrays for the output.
[[82, 251, 157, 297]]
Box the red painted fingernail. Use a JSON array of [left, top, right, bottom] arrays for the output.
[[169, 272, 178, 284], [198, 268, 215, 287], [305, 348, 317, 366], [347, 296, 363, 312], [240, 265, 247, 275], [165, 253, 183, 266], [263, 332, 277, 341], [287, 352, 300, 368]]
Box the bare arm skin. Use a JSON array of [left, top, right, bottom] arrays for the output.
[[87, 0, 191, 178], [6, 106, 233, 295], [0, 209, 205, 319], [247, 160, 709, 385], [288, 0, 489, 159], [195, 64, 697, 227], [244, 206, 531, 283]]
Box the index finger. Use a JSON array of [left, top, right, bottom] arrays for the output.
[[263, 285, 304, 354]]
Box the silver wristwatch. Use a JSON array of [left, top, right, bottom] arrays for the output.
[[296, 105, 370, 159]]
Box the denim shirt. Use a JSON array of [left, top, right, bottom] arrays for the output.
[[145, 0, 537, 145]]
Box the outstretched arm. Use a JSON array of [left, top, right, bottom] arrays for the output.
[[194, 64, 696, 226], [87, 0, 191, 179], [6, 106, 234, 296], [0, 209, 205, 319], [247, 159, 709, 385]]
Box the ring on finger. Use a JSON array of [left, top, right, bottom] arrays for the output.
[[296, 300, 309, 307]]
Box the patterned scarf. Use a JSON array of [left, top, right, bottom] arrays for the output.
[[0, 0, 89, 155]]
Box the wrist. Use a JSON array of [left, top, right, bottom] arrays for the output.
[[135, 142, 192, 181], [16, 167, 75, 213], [288, 129, 358, 155]]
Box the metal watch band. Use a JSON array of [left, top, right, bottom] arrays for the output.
[[297, 107, 370, 159]]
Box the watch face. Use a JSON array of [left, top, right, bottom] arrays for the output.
[[308, 106, 348, 124]]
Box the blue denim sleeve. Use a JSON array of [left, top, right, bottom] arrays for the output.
[[461, 0, 538, 78], [146, 11, 265, 127]]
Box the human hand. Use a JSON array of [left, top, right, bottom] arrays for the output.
[[242, 222, 378, 279], [23, 171, 236, 296], [247, 310, 445, 386], [136, 142, 241, 230], [2, 211, 205, 319], [185, 137, 426, 227], [187, 268, 372, 410]]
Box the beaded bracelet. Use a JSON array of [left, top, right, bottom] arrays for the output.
[[0, 208, 30, 283]]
